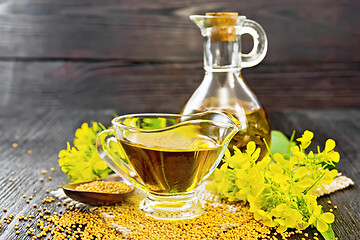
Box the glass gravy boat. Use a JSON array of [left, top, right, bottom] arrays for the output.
[[97, 111, 239, 220]]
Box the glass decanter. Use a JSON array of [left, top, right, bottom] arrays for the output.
[[181, 12, 271, 160]]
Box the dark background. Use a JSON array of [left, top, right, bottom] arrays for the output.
[[0, 0, 359, 113]]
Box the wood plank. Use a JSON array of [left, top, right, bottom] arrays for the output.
[[0, 61, 359, 111], [0, 108, 359, 239], [0, 0, 358, 63], [270, 110, 360, 239], [0, 108, 116, 240]]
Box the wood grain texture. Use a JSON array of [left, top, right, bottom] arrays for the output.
[[0, 61, 359, 111], [0, 108, 359, 239], [269, 110, 360, 239], [0, 108, 116, 240], [0, 0, 358, 63]]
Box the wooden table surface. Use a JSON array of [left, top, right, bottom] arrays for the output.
[[0, 108, 359, 239], [0, 0, 359, 239]]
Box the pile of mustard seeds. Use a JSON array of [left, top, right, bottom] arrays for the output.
[[95, 198, 273, 240], [47, 197, 306, 240], [45, 184, 306, 240], [75, 181, 132, 194]]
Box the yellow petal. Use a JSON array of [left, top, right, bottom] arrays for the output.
[[313, 205, 322, 216], [252, 148, 261, 161], [291, 146, 300, 154], [296, 178, 313, 189], [325, 139, 336, 152], [274, 218, 285, 226], [276, 225, 287, 233], [93, 160, 108, 171], [235, 179, 247, 188], [317, 220, 329, 232], [308, 215, 316, 225], [246, 141, 256, 155], [321, 212, 335, 224], [293, 167, 308, 179], [224, 148, 231, 159]]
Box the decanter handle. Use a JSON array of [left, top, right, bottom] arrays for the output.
[[240, 19, 268, 68]]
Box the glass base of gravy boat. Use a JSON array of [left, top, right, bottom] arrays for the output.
[[96, 111, 239, 220], [140, 191, 202, 220]]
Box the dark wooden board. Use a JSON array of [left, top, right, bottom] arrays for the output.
[[0, 108, 359, 239], [269, 110, 360, 239], [0, 61, 359, 111], [0, 0, 358, 63]]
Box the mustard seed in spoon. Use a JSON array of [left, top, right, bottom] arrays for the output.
[[62, 176, 134, 205], [75, 180, 132, 194]]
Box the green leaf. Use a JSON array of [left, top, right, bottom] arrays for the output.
[[320, 223, 335, 240], [270, 130, 291, 154]]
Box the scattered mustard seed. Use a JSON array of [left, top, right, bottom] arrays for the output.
[[27, 150, 32, 155], [16, 230, 19, 234], [40, 178, 44, 182], [23, 195, 26, 198], [9, 178, 13, 182], [41, 170, 47, 174], [334, 205, 338, 209], [327, 200, 332, 204], [12, 143, 18, 148], [3, 208, 7, 212], [50, 168, 55, 172], [330, 209, 333, 212], [48, 176, 52, 181], [29, 196, 33, 200]]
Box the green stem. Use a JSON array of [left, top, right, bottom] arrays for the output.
[[287, 130, 296, 154], [263, 139, 273, 158], [303, 173, 325, 195]]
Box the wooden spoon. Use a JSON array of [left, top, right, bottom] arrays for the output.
[[62, 176, 134, 206]]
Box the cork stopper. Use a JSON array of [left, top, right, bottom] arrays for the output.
[[206, 12, 239, 42]]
